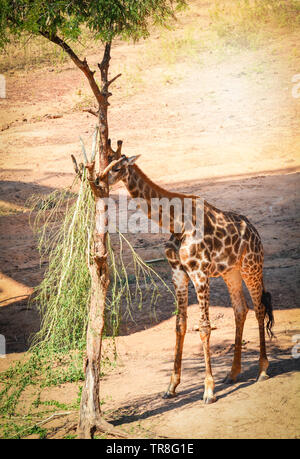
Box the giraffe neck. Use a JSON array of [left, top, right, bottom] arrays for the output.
[[122, 164, 198, 234], [123, 165, 181, 200]]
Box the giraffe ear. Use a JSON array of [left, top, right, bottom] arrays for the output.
[[127, 155, 141, 165]]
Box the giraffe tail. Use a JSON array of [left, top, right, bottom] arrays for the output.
[[261, 289, 275, 339]]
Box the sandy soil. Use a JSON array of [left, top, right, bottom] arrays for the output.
[[0, 3, 299, 439]]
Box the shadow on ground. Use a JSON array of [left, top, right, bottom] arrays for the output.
[[110, 343, 299, 427], [0, 172, 299, 353]]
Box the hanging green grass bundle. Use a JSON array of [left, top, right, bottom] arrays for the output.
[[28, 169, 174, 354], [28, 173, 94, 352]]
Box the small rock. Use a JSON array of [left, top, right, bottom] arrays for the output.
[[45, 114, 63, 119]]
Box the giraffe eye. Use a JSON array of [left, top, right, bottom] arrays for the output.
[[113, 166, 122, 172]]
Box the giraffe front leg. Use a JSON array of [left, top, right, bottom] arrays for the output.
[[163, 263, 189, 399], [200, 324, 216, 404], [190, 272, 216, 404]]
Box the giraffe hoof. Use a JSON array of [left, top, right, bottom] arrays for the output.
[[162, 391, 177, 399], [257, 372, 269, 382], [222, 375, 237, 385], [203, 395, 217, 404]]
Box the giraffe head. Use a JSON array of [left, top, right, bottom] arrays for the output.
[[107, 155, 140, 186]]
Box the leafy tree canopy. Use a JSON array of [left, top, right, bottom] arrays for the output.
[[0, 0, 186, 46]]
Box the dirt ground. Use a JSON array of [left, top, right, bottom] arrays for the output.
[[0, 2, 299, 439]]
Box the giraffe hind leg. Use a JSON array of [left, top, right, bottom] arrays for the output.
[[241, 268, 272, 381], [222, 269, 248, 384]]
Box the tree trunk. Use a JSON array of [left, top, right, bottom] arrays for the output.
[[38, 32, 125, 440], [77, 43, 124, 439], [77, 201, 111, 438]]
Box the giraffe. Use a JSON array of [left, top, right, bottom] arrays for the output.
[[104, 149, 274, 404]]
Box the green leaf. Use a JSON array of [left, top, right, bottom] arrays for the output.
[[0, 0, 187, 48]]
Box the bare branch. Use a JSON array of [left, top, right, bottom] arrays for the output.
[[97, 42, 115, 103], [82, 108, 99, 117], [107, 73, 122, 88], [71, 155, 84, 179], [86, 161, 96, 181], [98, 42, 111, 81], [71, 154, 80, 176], [39, 31, 103, 105]]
